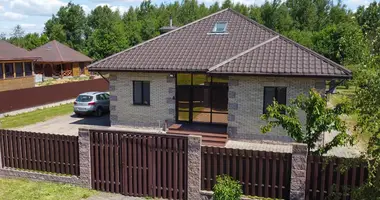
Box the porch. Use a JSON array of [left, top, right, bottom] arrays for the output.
[[167, 123, 228, 147]]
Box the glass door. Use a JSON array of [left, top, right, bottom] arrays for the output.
[[177, 86, 191, 122], [176, 73, 228, 124]]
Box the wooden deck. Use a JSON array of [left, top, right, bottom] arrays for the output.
[[167, 123, 228, 147]]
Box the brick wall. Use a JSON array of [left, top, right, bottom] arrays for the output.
[[227, 76, 326, 142], [0, 76, 34, 92], [109, 72, 175, 129]]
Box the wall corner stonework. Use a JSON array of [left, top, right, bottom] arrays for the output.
[[187, 135, 202, 200], [290, 143, 308, 200], [78, 128, 92, 188]]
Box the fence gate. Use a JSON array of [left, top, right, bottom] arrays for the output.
[[90, 130, 188, 200]]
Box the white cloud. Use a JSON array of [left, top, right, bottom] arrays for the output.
[[9, 0, 65, 16], [96, 3, 130, 14], [20, 23, 36, 28], [1, 11, 27, 20], [81, 4, 91, 15]]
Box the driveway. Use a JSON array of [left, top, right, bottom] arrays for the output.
[[13, 113, 110, 136]]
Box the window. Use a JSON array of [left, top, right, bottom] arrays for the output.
[[133, 81, 150, 105], [76, 95, 93, 102], [212, 22, 227, 33], [4, 63, 14, 78], [0, 63, 3, 78], [263, 87, 287, 114], [15, 63, 23, 77], [24, 62, 32, 76]]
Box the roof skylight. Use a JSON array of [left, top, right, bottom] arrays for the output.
[[212, 22, 228, 33]]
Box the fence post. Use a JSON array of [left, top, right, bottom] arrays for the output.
[[78, 128, 92, 189], [290, 143, 308, 200], [187, 135, 202, 199]]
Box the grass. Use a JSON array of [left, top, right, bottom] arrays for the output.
[[327, 86, 371, 149], [0, 103, 73, 129], [0, 178, 97, 200]]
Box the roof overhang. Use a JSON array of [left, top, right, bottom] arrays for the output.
[[88, 68, 352, 79]]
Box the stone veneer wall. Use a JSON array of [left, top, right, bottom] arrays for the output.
[[108, 72, 176, 129], [227, 76, 326, 142]]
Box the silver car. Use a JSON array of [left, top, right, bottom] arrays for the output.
[[74, 92, 110, 116]]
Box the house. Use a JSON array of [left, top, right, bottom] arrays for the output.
[[0, 40, 39, 92], [88, 9, 351, 145], [30, 40, 92, 78]]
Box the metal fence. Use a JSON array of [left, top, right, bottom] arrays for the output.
[[0, 78, 108, 113], [0, 129, 79, 175], [201, 146, 292, 199], [305, 155, 369, 200], [90, 130, 188, 199]]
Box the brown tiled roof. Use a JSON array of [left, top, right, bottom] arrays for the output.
[[0, 40, 39, 61], [30, 40, 92, 63], [89, 9, 351, 78]]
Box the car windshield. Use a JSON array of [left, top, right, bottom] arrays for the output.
[[76, 95, 93, 102]]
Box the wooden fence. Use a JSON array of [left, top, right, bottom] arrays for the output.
[[201, 146, 292, 199], [90, 130, 188, 199], [0, 78, 108, 113], [305, 155, 369, 200], [0, 129, 79, 176]]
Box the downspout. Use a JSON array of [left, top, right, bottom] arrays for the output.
[[98, 72, 109, 83], [325, 79, 345, 95]]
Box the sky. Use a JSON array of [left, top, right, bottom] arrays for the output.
[[0, 0, 377, 36]]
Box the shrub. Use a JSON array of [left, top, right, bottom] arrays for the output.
[[213, 175, 243, 200]]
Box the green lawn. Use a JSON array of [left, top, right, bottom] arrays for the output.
[[0, 178, 97, 200], [0, 103, 73, 129]]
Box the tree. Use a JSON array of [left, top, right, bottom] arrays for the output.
[[45, 2, 87, 51], [286, 0, 318, 31], [350, 59, 380, 199], [0, 33, 6, 40], [261, 89, 353, 154], [122, 7, 142, 46], [356, 2, 380, 55], [312, 22, 370, 65], [9, 25, 25, 47], [22, 33, 49, 50], [87, 6, 129, 60], [221, 0, 233, 9]]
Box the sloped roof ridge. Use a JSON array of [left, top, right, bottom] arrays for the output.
[[53, 40, 64, 62], [208, 36, 280, 72], [277, 35, 351, 75], [88, 8, 230, 69], [227, 9, 351, 76]]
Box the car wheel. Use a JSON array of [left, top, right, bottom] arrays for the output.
[[75, 112, 82, 117], [95, 107, 103, 117]]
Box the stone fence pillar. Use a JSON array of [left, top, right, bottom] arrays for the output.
[[187, 135, 202, 199], [290, 143, 308, 200], [78, 128, 92, 188]]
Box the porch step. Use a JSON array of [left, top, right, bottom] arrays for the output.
[[166, 129, 228, 147]]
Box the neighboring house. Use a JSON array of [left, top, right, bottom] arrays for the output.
[[88, 9, 351, 145], [0, 40, 39, 92], [30, 40, 92, 78]]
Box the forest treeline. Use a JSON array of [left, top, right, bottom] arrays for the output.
[[1, 0, 380, 67]]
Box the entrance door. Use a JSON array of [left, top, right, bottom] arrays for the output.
[[176, 73, 228, 124]]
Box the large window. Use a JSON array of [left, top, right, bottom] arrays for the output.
[[15, 63, 23, 77], [4, 63, 14, 78], [24, 62, 32, 76], [263, 87, 287, 114], [176, 73, 228, 124], [133, 81, 150, 105]]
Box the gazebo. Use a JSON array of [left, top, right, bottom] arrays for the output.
[[30, 40, 92, 78]]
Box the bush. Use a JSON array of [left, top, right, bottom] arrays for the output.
[[213, 175, 243, 200]]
